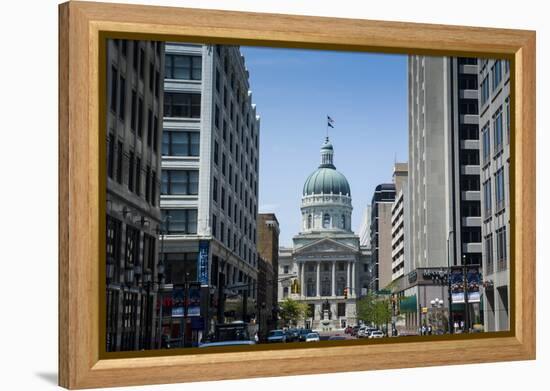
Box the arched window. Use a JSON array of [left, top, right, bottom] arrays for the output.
[[341, 214, 346, 229], [307, 214, 312, 229], [323, 213, 331, 228]]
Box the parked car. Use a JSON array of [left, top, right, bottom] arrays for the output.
[[267, 330, 287, 343], [305, 333, 320, 342], [369, 330, 384, 339], [286, 328, 300, 342], [299, 328, 313, 342]]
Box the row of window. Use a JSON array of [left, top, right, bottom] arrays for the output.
[[480, 59, 510, 106], [107, 136, 158, 206], [213, 141, 258, 200], [481, 101, 510, 164], [484, 226, 508, 274], [482, 167, 507, 217], [161, 170, 199, 195], [212, 212, 256, 264], [161, 209, 198, 234], [106, 216, 157, 284], [165, 54, 202, 80], [306, 213, 347, 230]]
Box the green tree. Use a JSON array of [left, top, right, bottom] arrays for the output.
[[356, 293, 392, 329], [279, 298, 308, 327]]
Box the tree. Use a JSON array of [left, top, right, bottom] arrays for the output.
[[356, 293, 392, 329], [279, 298, 308, 327]]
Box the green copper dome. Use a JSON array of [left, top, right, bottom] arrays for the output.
[[302, 137, 351, 196]]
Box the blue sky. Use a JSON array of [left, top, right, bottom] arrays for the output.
[[240, 46, 408, 246]]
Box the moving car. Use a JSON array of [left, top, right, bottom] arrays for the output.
[[305, 332, 320, 342], [267, 330, 287, 343]]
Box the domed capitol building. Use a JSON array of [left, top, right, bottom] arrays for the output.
[[278, 137, 371, 330]]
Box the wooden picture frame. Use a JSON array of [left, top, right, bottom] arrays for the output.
[[59, 1, 536, 389]]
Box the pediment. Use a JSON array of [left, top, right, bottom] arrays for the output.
[[293, 237, 358, 255]]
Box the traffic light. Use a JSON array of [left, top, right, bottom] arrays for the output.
[[343, 287, 348, 299]]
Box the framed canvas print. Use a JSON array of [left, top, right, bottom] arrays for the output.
[[58, 1, 536, 389]]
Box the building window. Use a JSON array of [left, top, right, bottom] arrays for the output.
[[137, 97, 144, 138], [283, 265, 289, 274], [116, 141, 123, 184], [127, 151, 135, 192], [221, 153, 226, 176], [162, 209, 198, 234], [496, 227, 507, 271], [165, 54, 202, 80], [124, 225, 139, 267], [322, 213, 331, 229], [483, 179, 492, 217], [307, 214, 312, 229], [212, 214, 217, 238], [146, 109, 153, 146], [215, 105, 220, 129], [135, 158, 141, 195], [212, 177, 218, 202], [214, 141, 219, 165], [493, 107, 503, 154], [106, 216, 122, 282], [506, 97, 511, 144], [151, 170, 157, 207], [130, 90, 137, 131], [107, 134, 115, 179], [491, 60, 502, 91], [145, 166, 151, 203], [480, 75, 489, 106], [142, 234, 155, 271], [482, 123, 491, 165], [221, 187, 226, 210], [164, 252, 199, 284], [153, 116, 159, 153], [110, 65, 118, 112], [337, 303, 346, 317], [161, 170, 199, 195], [118, 75, 126, 121], [162, 131, 200, 157], [306, 278, 315, 297], [495, 168, 505, 212], [341, 214, 346, 229], [283, 287, 289, 298], [321, 277, 331, 296], [485, 234, 494, 274], [164, 92, 201, 118]]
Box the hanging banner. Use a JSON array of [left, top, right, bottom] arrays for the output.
[[188, 283, 201, 317], [450, 269, 465, 303], [467, 267, 481, 303], [172, 285, 185, 317], [198, 240, 209, 286]]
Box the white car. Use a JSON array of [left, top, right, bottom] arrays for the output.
[[305, 332, 320, 342], [368, 330, 384, 339]]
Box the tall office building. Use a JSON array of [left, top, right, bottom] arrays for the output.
[[400, 55, 483, 333], [159, 43, 261, 345], [358, 205, 372, 248], [478, 59, 511, 331], [257, 213, 280, 337], [391, 163, 408, 282], [367, 183, 396, 292], [105, 39, 165, 351]]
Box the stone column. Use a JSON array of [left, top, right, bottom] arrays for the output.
[[300, 262, 305, 298], [351, 262, 356, 297], [331, 261, 336, 296], [316, 261, 320, 297], [347, 261, 351, 291]]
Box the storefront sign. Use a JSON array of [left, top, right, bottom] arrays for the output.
[[467, 268, 481, 303], [172, 285, 185, 317], [198, 240, 209, 286], [450, 269, 465, 303]]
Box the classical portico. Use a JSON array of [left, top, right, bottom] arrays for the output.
[[278, 137, 363, 330]]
